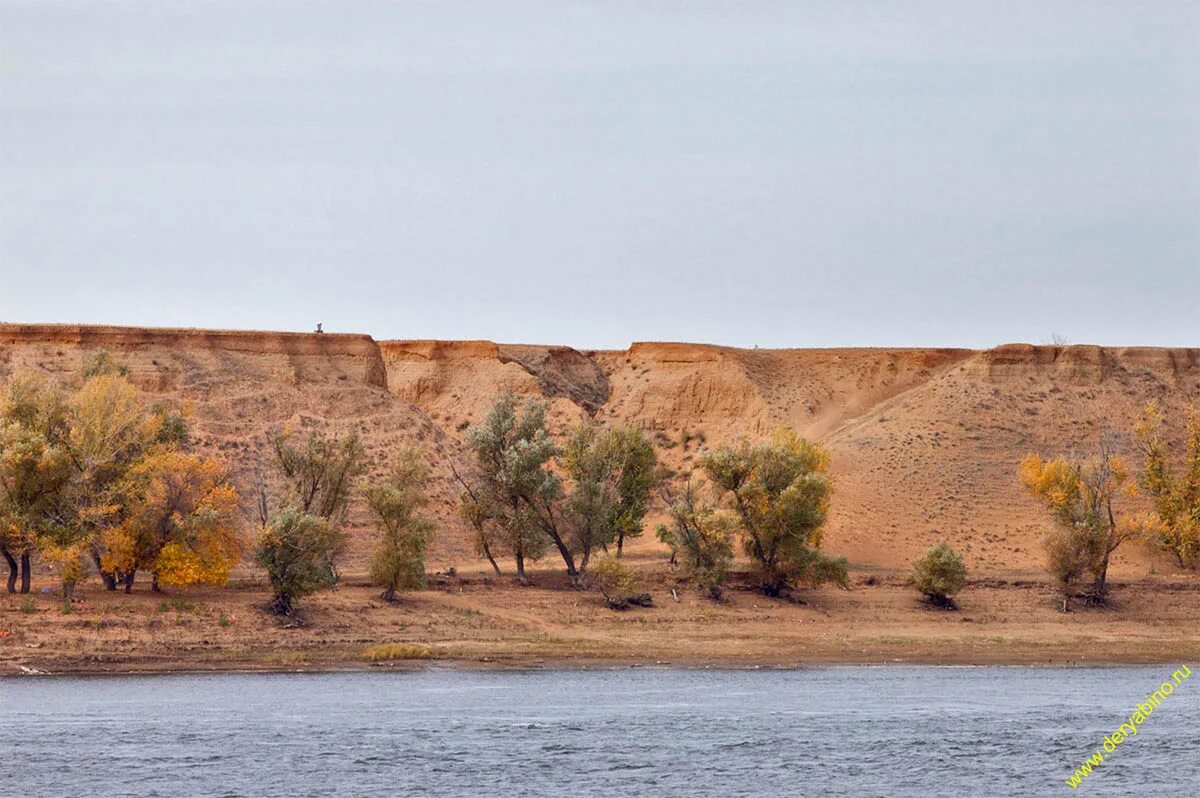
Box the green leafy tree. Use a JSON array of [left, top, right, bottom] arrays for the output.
[[256, 507, 343, 616], [656, 482, 735, 599], [270, 428, 365, 522], [604, 426, 657, 555], [365, 447, 435, 602], [257, 428, 365, 614], [462, 393, 562, 582], [910, 542, 967, 608], [702, 429, 848, 596]]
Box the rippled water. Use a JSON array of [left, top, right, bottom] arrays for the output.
[[1, 666, 1197, 796]]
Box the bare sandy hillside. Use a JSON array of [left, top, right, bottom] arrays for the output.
[[381, 338, 1200, 576], [3, 325, 1198, 580]]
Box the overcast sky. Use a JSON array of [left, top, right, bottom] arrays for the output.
[[1, 2, 1197, 349]]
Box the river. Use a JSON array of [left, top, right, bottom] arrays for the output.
[[1, 666, 1196, 796]]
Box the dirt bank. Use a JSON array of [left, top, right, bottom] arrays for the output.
[[3, 559, 1196, 676]]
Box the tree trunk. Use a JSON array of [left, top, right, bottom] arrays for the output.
[[1091, 554, 1111, 603], [19, 552, 31, 594], [380, 586, 397, 602], [123, 570, 136, 594], [530, 499, 577, 577], [93, 552, 117, 591], [515, 552, 527, 585], [3, 548, 17, 594], [269, 592, 292, 615], [481, 538, 502, 575], [151, 573, 161, 593], [616, 533, 624, 556], [546, 530, 577, 577]]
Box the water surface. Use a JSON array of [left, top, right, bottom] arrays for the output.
[[1, 666, 1196, 796]]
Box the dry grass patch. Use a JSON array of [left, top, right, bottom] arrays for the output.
[[362, 642, 435, 662]]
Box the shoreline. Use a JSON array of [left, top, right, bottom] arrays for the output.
[[8, 653, 1197, 679], [4, 570, 1198, 678]]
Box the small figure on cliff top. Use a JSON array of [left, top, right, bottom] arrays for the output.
[[315, 323, 323, 334]]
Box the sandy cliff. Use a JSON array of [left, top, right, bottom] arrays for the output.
[[381, 337, 1200, 575], [3, 324, 1198, 577], [0, 324, 471, 568]]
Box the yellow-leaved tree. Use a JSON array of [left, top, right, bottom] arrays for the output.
[[1019, 441, 1151, 610], [1134, 402, 1200, 570], [0, 371, 74, 594], [67, 371, 164, 588], [105, 449, 242, 592]]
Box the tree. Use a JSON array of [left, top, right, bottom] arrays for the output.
[[102, 449, 242, 592], [270, 428, 365, 522], [67, 371, 167, 590], [256, 428, 365, 615], [256, 507, 343, 616], [910, 542, 967, 608], [656, 482, 734, 599], [1134, 402, 1200, 569], [1019, 440, 1143, 606], [365, 447, 435, 602], [0, 372, 73, 593], [0, 357, 201, 598], [562, 424, 620, 572], [603, 426, 657, 555], [452, 461, 503, 575], [702, 429, 848, 596], [462, 392, 559, 582]]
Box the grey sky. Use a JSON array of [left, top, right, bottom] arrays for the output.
[[2, 2, 1197, 349]]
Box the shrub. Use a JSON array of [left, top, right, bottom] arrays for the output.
[[589, 555, 651, 610], [910, 542, 967, 608], [256, 508, 344, 616]]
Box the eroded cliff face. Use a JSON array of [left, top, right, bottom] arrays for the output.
[[3, 325, 1198, 576], [0, 325, 471, 569], [382, 338, 1200, 574]]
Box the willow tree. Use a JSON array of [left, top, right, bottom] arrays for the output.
[[656, 481, 735, 599], [1134, 402, 1200, 569], [257, 508, 343, 616], [462, 392, 560, 582], [562, 423, 658, 571], [702, 430, 847, 596], [256, 428, 364, 615], [269, 428, 365, 522], [1020, 440, 1146, 606], [365, 446, 435, 602]]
